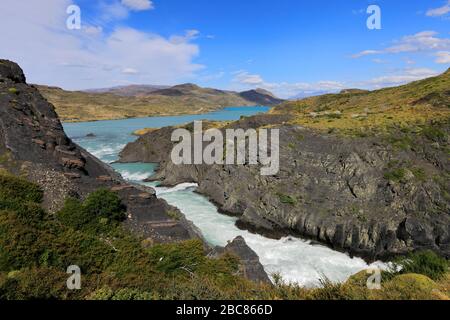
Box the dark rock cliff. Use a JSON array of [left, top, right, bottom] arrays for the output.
[[0, 59, 200, 244], [209, 236, 271, 283], [239, 89, 285, 106], [119, 115, 450, 261], [0, 59, 270, 283]]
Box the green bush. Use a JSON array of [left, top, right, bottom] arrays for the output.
[[8, 88, 19, 95], [57, 198, 94, 230], [277, 193, 297, 205], [0, 175, 45, 225], [148, 240, 206, 275], [384, 168, 407, 182], [0, 174, 43, 203], [0, 198, 45, 224], [57, 189, 126, 231], [389, 250, 448, 281], [422, 126, 446, 142], [83, 189, 126, 222]]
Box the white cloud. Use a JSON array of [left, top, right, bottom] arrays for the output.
[[0, 0, 202, 89], [232, 67, 444, 98], [122, 67, 139, 74], [426, 1, 450, 17], [83, 26, 103, 36], [100, 1, 130, 21], [233, 71, 265, 86], [232, 71, 345, 98], [170, 30, 200, 44], [351, 50, 382, 58], [357, 68, 440, 88], [121, 0, 154, 11], [435, 51, 450, 64], [352, 31, 450, 58]]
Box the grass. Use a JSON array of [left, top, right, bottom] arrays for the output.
[[384, 168, 408, 182], [166, 209, 182, 221], [277, 193, 297, 205], [386, 251, 449, 281], [7, 88, 19, 95], [271, 68, 450, 133]]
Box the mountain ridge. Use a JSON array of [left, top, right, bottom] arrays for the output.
[[36, 83, 284, 122]]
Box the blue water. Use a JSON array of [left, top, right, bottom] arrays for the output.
[[64, 106, 383, 286], [64, 106, 270, 164]]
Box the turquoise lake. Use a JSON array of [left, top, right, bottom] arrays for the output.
[[64, 106, 383, 286]]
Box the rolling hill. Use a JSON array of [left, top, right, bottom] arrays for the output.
[[271, 68, 450, 133], [36, 83, 283, 123]]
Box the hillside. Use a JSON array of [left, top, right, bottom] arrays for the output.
[[84, 84, 169, 96], [271, 68, 450, 134], [36, 83, 283, 123], [239, 88, 285, 105], [120, 70, 450, 262]]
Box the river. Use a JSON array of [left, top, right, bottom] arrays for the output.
[[64, 106, 382, 287]]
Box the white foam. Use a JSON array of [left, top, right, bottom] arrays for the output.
[[88, 144, 126, 162], [119, 170, 151, 182], [158, 185, 385, 287], [156, 183, 199, 195]]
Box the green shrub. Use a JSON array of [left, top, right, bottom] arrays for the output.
[[277, 193, 297, 205], [410, 167, 426, 181], [422, 126, 446, 142], [8, 88, 19, 95], [384, 168, 407, 182], [386, 135, 413, 150], [57, 198, 95, 230], [148, 240, 206, 275], [389, 251, 448, 281], [0, 175, 45, 225], [83, 189, 126, 222], [57, 189, 126, 232], [0, 174, 43, 203]]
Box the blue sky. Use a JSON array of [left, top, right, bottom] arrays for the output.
[[0, 0, 449, 98]]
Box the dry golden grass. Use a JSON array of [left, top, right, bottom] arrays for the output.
[[271, 68, 450, 133], [36, 85, 256, 122]]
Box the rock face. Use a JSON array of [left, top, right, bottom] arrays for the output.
[[239, 89, 285, 106], [210, 236, 271, 284], [119, 115, 450, 261], [0, 59, 200, 244]]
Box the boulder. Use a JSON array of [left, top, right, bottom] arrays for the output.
[[211, 236, 271, 284]]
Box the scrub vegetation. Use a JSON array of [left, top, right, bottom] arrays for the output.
[[0, 173, 448, 300]]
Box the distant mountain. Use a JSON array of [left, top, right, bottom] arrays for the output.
[[240, 88, 284, 105], [289, 90, 338, 100], [36, 83, 284, 122], [149, 83, 226, 97], [84, 84, 170, 96]]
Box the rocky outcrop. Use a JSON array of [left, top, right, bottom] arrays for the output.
[[0, 59, 201, 244], [119, 116, 450, 261], [210, 236, 271, 284], [239, 89, 284, 106]]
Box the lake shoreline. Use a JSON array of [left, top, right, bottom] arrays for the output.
[[60, 105, 271, 124]]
